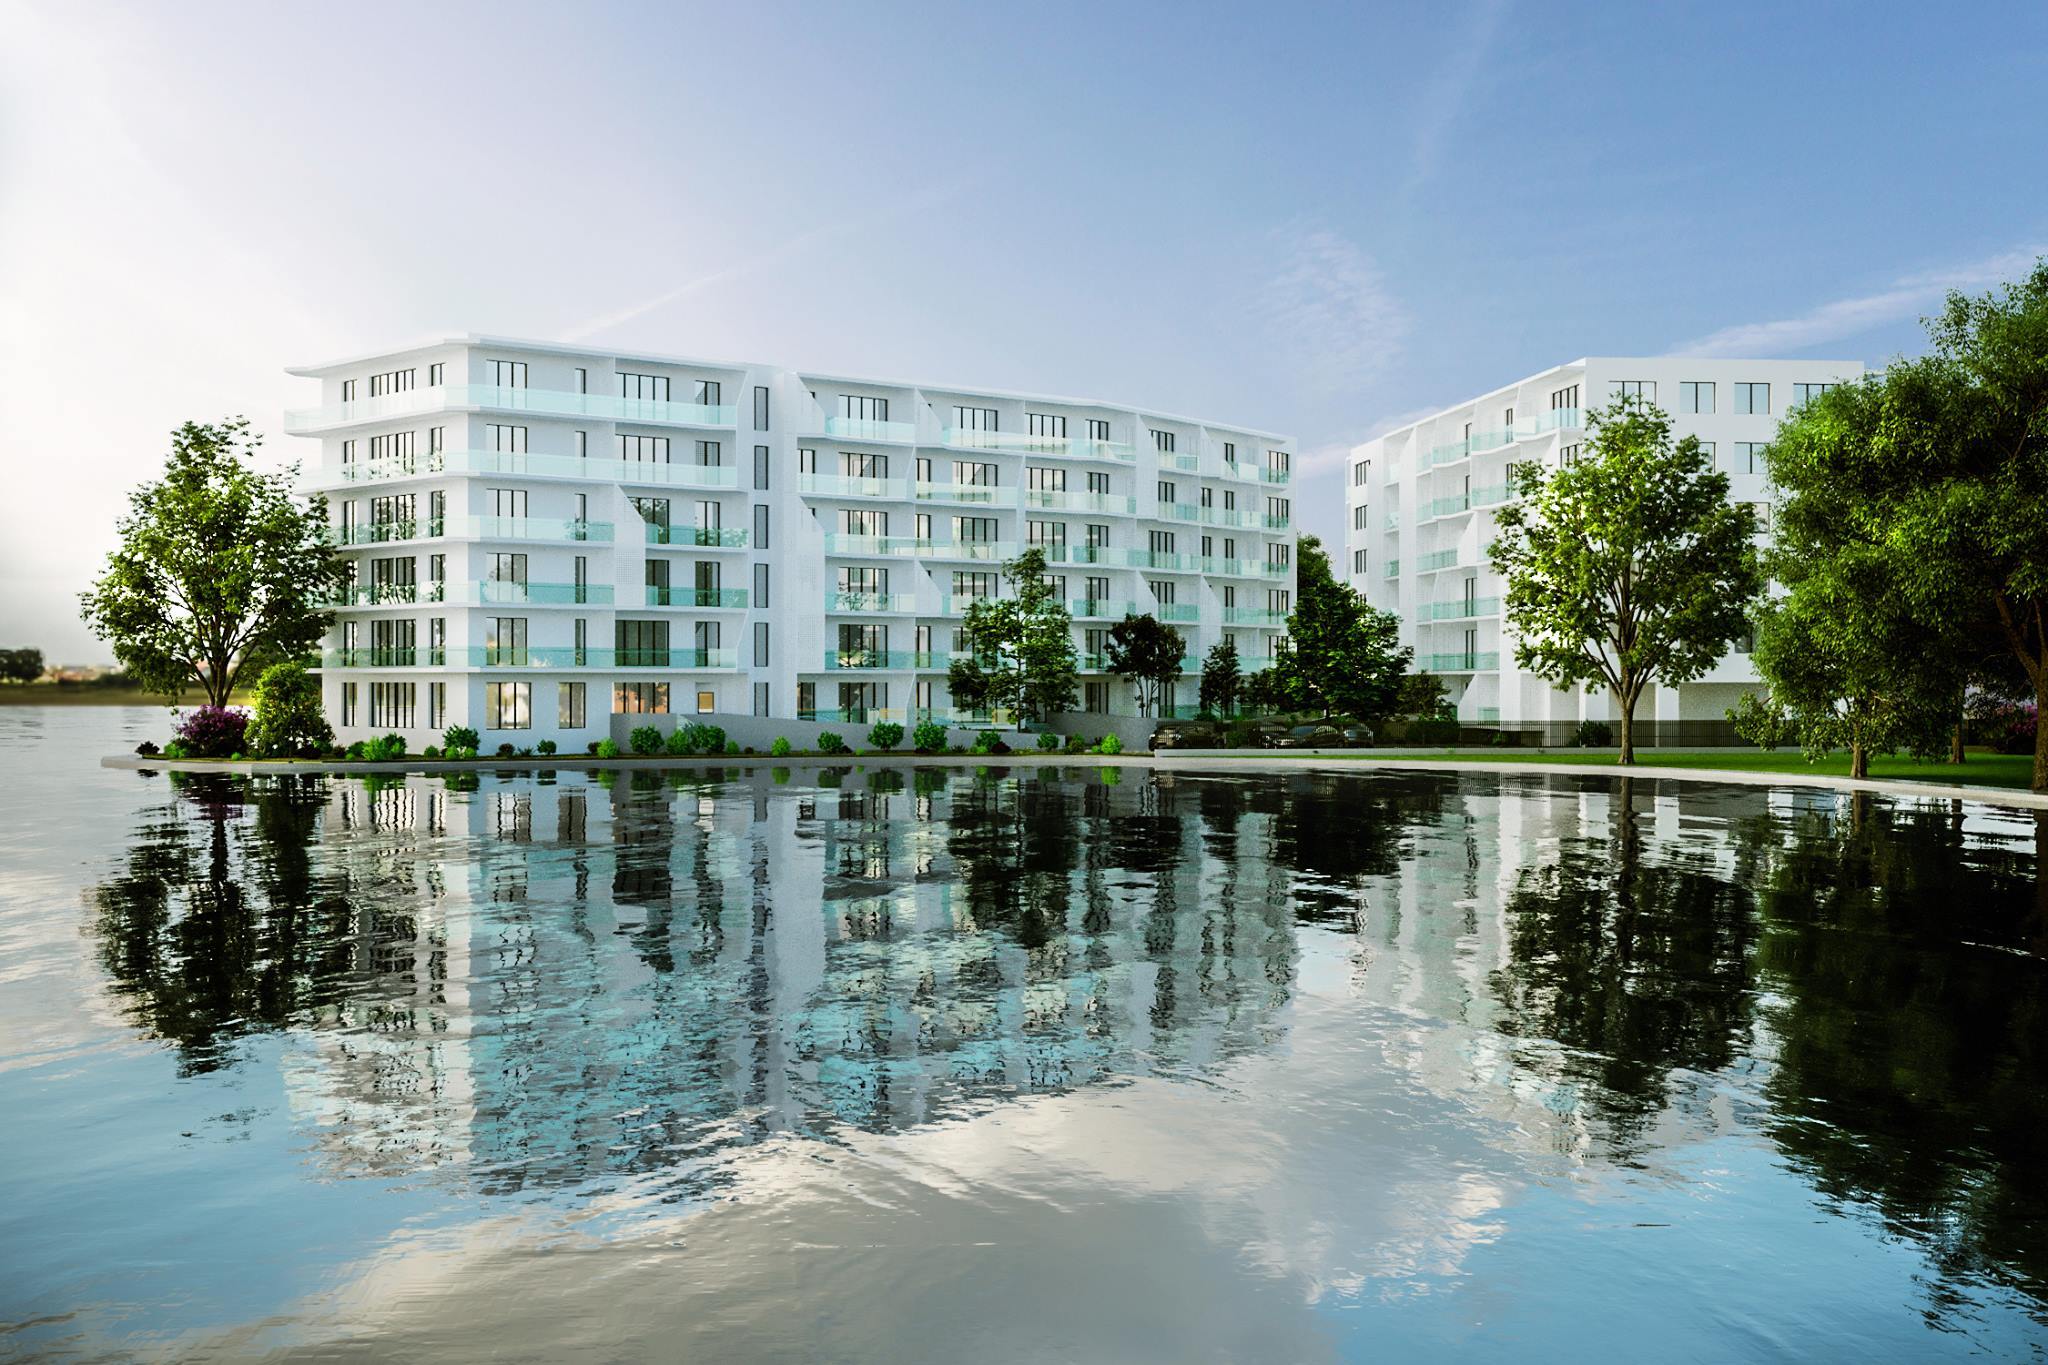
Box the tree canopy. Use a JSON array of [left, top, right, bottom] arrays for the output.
[[1105, 613, 1184, 718], [1198, 637, 1241, 717], [1269, 533, 1409, 722], [0, 648, 43, 684], [79, 419, 345, 707], [1489, 396, 1761, 763], [945, 548, 1078, 726]]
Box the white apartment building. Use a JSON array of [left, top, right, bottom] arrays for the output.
[[289, 336, 1297, 749], [1345, 357, 1864, 744]]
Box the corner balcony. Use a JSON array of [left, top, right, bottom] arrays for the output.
[[825, 590, 917, 613], [302, 448, 739, 492], [645, 587, 749, 609], [799, 471, 911, 500], [643, 523, 749, 550], [285, 384, 737, 434], [818, 416, 917, 444]]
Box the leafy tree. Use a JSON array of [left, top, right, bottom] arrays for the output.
[[1198, 637, 1241, 716], [1748, 373, 1970, 777], [1270, 534, 1410, 722], [1238, 668, 1282, 714], [79, 419, 346, 707], [1396, 671, 1453, 719], [1893, 260, 2048, 791], [946, 548, 1079, 726], [1489, 396, 1761, 764], [1104, 612, 1184, 718], [0, 647, 43, 683], [245, 661, 332, 757]]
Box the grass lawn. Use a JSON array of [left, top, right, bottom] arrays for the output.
[[1354, 747, 2039, 791]]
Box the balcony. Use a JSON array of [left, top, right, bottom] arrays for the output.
[[1067, 597, 1139, 619], [799, 471, 911, 500], [1418, 597, 1501, 622], [1155, 602, 1200, 623], [304, 448, 740, 491], [643, 523, 749, 549], [940, 429, 1136, 462], [1423, 485, 1511, 521], [914, 480, 1008, 506], [1023, 489, 1136, 515], [1161, 452, 1201, 474], [1260, 465, 1292, 485], [1221, 607, 1287, 627], [326, 581, 441, 607], [645, 586, 749, 609], [480, 581, 615, 606], [328, 516, 615, 546], [1416, 549, 1460, 572], [821, 416, 917, 443], [1421, 407, 1581, 470], [1383, 559, 1400, 578], [825, 591, 917, 613], [286, 384, 737, 433], [1423, 651, 1500, 673], [823, 648, 918, 670]]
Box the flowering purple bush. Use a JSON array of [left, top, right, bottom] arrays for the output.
[[174, 705, 249, 758]]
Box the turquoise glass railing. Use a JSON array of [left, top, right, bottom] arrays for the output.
[[822, 416, 917, 443], [1067, 598, 1140, 618], [1222, 607, 1287, 627], [1260, 466, 1292, 484], [1383, 559, 1401, 578], [1422, 408, 1581, 469], [1416, 549, 1460, 571], [328, 516, 614, 545], [479, 581, 614, 606], [914, 480, 1007, 505], [825, 591, 917, 613], [321, 646, 739, 669], [940, 429, 1136, 461], [645, 587, 748, 608], [1022, 489, 1137, 515], [286, 385, 736, 433], [305, 449, 739, 490], [1163, 452, 1202, 473], [1418, 597, 1500, 621], [799, 472, 910, 500], [822, 649, 917, 670], [1423, 651, 1500, 672], [1156, 602, 1200, 623], [643, 523, 749, 548]]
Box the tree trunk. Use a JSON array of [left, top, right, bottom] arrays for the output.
[[1616, 691, 1636, 766], [2034, 670, 2048, 794], [1850, 737, 1869, 781], [1952, 718, 1966, 764]]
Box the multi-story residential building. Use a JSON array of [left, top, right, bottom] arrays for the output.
[[1345, 357, 1864, 744], [288, 336, 1297, 748]]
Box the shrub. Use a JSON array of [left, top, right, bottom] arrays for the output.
[[1573, 719, 1614, 748], [365, 733, 406, 762], [536, 739, 556, 756], [912, 719, 947, 753], [496, 742, 516, 758], [867, 721, 905, 751], [817, 731, 849, 755], [665, 726, 694, 755], [1488, 730, 1513, 748], [247, 662, 331, 757], [1412, 716, 1461, 746], [423, 745, 440, 758], [668, 722, 727, 755], [135, 740, 159, 756], [1063, 734, 1087, 755], [443, 725, 480, 753], [725, 740, 740, 754], [971, 730, 1008, 755], [175, 705, 249, 758], [1096, 733, 1123, 755], [595, 738, 620, 758], [345, 740, 368, 760], [1036, 731, 1061, 752], [443, 745, 477, 761], [588, 740, 603, 754], [629, 725, 664, 755], [162, 739, 190, 759], [770, 736, 792, 757]]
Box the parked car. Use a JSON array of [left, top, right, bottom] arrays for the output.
[[1337, 722, 1374, 747], [1151, 719, 1223, 750], [1270, 723, 1343, 749]]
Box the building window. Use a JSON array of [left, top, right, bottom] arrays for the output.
[[1027, 465, 1067, 492], [1614, 380, 1655, 400], [1735, 442, 1768, 474], [1086, 418, 1111, 442], [618, 434, 670, 463], [1157, 480, 1177, 503], [616, 619, 670, 667], [753, 620, 770, 667], [1353, 548, 1368, 574], [954, 516, 999, 544], [369, 682, 415, 729], [953, 406, 998, 441], [1026, 413, 1066, 439], [486, 682, 531, 730], [692, 380, 722, 406], [486, 617, 528, 665], [753, 385, 770, 430], [573, 366, 587, 394], [1150, 429, 1175, 453], [1084, 681, 1108, 714], [1792, 382, 1835, 406], [754, 444, 770, 490], [340, 682, 357, 726], [1086, 523, 1109, 548], [1266, 449, 1290, 476], [340, 379, 357, 402], [557, 681, 586, 729], [613, 682, 669, 714], [428, 363, 445, 386], [1560, 444, 1581, 466], [1551, 384, 1579, 410], [954, 460, 998, 487], [488, 360, 527, 389], [754, 503, 769, 550], [1148, 579, 1175, 605], [1680, 381, 1715, 414], [841, 394, 889, 421], [697, 690, 715, 715], [1353, 459, 1369, 487], [1026, 519, 1066, 546], [1148, 529, 1176, 554], [1352, 504, 1369, 530], [368, 368, 416, 397], [488, 424, 528, 454], [1734, 382, 1770, 415], [694, 439, 722, 467], [619, 372, 671, 402], [428, 682, 446, 729]]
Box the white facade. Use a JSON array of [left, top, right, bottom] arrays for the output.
[[289, 336, 1297, 749], [1345, 357, 1864, 743]]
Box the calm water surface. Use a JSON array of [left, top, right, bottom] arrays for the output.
[[2, 706, 2046, 1362]]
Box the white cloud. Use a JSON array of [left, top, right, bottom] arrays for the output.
[[1668, 246, 2046, 358], [1258, 224, 1409, 394], [1402, 0, 1512, 199]]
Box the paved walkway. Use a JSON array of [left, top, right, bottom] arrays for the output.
[[101, 750, 2048, 813]]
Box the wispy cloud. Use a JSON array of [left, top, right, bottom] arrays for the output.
[[1400, 0, 1512, 202], [1258, 223, 1409, 394], [559, 180, 973, 343], [1668, 246, 2047, 357]]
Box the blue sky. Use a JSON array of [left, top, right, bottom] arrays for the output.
[[3, 0, 2044, 659]]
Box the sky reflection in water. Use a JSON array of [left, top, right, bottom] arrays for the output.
[[1, 707, 2045, 1362]]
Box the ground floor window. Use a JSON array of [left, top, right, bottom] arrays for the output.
[[369, 681, 416, 729], [560, 681, 587, 728], [340, 682, 358, 726], [614, 681, 669, 714], [696, 689, 715, 715], [1084, 681, 1108, 714], [796, 681, 816, 719], [428, 682, 447, 729], [487, 681, 531, 730]]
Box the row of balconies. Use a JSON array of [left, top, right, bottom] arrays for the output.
[[321, 646, 741, 670], [814, 535, 1288, 576]]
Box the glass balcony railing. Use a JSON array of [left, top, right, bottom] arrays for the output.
[[799, 472, 911, 500], [1163, 452, 1202, 474], [823, 648, 918, 670], [1156, 501, 1204, 523], [1422, 408, 1582, 470], [1418, 597, 1501, 622], [1155, 602, 1200, 623], [1262, 513, 1292, 530], [325, 582, 440, 606], [822, 416, 918, 443], [1022, 489, 1136, 515], [479, 581, 614, 606], [939, 595, 997, 615], [642, 523, 749, 548], [914, 480, 1008, 505], [1384, 511, 1401, 531], [1260, 465, 1292, 485], [1416, 549, 1461, 572], [1423, 651, 1501, 672], [1424, 485, 1511, 520], [327, 516, 614, 546], [1383, 559, 1401, 578], [286, 385, 736, 433], [1221, 607, 1287, 627], [820, 533, 1016, 561], [1067, 598, 1139, 618], [940, 429, 1136, 461], [304, 448, 739, 490], [825, 591, 917, 613], [645, 587, 749, 608]]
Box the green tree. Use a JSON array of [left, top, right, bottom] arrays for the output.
[[1105, 612, 1184, 718], [946, 548, 1078, 726], [1270, 534, 1410, 722], [1395, 671, 1453, 719], [1198, 637, 1241, 716], [1898, 261, 2048, 791], [245, 661, 333, 758], [1748, 373, 1970, 778], [1489, 396, 1761, 764], [79, 419, 346, 707], [0, 647, 43, 683]]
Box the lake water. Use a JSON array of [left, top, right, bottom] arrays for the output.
[[3, 706, 2046, 1362]]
